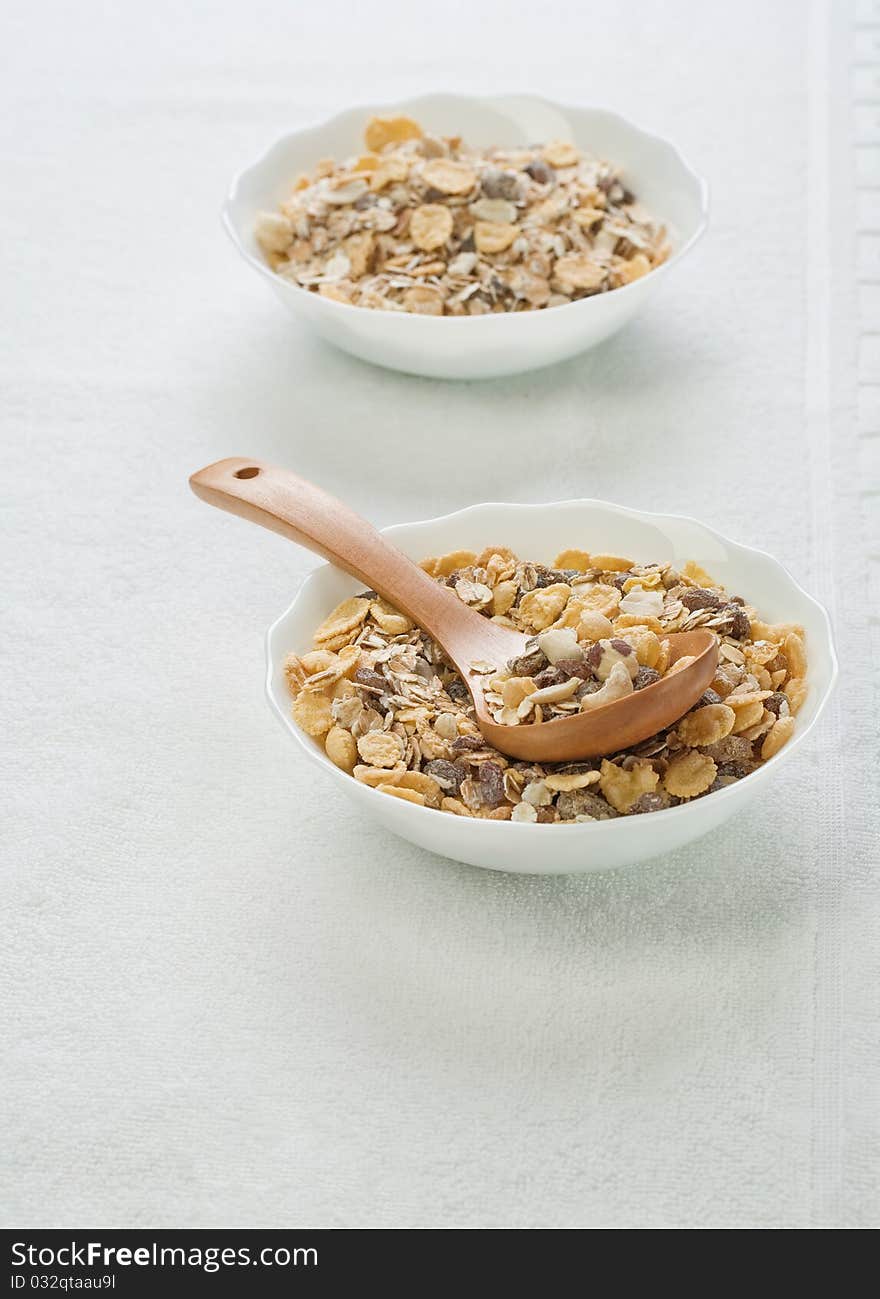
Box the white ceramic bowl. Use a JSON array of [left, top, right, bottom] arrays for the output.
[[224, 93, 708, 379], [265, 501, 837, 875]]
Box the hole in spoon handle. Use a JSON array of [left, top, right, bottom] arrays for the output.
[[188, 457, 484, 660]]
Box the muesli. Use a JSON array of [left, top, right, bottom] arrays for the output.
[[285, 547, 808, 823], [255, 116, 669, 315]]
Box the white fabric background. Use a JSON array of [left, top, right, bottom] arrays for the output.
[[2, 0, 877, 1229]]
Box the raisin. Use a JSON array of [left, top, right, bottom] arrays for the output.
[[524, 159, 555, 185], [356, 589, 378, 599], [634, 666, 661, 690], [553, 658, 592, 680], [610, 638, 635, 657], [533, 667, 568, 689], [718, 761, 759, 779], [445, 678, 469, 704], [556, 789, 618, 820], [507, 650, 547, 677], [533, 566, 571, 588], [611, 572, 632, 590], [586, 642, 603, 670], [726, 607, 751, 640], [764, 692, 789, 717], [478, 761, 505, 807], [481, 168, 520, 199], [424, 759, 467, 793], [700, 735, 754, 765], [576, 679, 601, 699], [629, 791, 673, 815], [680, 588, 722, 612], [698, 687, 723, 706], [451, 734, 484, 754], [354, 667, 386, 692]]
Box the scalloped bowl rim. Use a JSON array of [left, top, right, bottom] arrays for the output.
[[264, 498, 838, 841], [223, 92, 710, 325]]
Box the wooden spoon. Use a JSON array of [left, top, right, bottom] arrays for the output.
[[189, 457, 719, 761]]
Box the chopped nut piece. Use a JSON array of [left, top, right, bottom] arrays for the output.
[[511, 801, 538, 823], [325, 726, 357, 772], [761, 715, 796, 759]]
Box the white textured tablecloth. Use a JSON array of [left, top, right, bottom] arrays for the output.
[[2, 0, 877, 1229]]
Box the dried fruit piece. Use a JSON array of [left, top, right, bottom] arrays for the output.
[[492, 580, 518, 616], [511, 801, 538, 823], [761, 715, 795, 759], [325, 725, 357, 772], [255, 211, 293, 254], [784, 631, 808, 679], [536, 627, 583, 665], [578, 661, 634, 712], [784, 678, 807, 714], [586, 638, 638, 682]]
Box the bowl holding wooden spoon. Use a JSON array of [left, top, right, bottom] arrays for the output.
[[190, 461, 837, 874]]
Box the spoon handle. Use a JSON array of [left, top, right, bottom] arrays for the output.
[[189, 457, 487, 656]]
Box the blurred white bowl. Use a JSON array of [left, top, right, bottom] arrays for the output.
[[224, 93, 709, 379], [265, 500, 837, 874]]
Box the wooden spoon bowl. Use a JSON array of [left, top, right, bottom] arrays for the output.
[[190, 457, 719, 763]]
